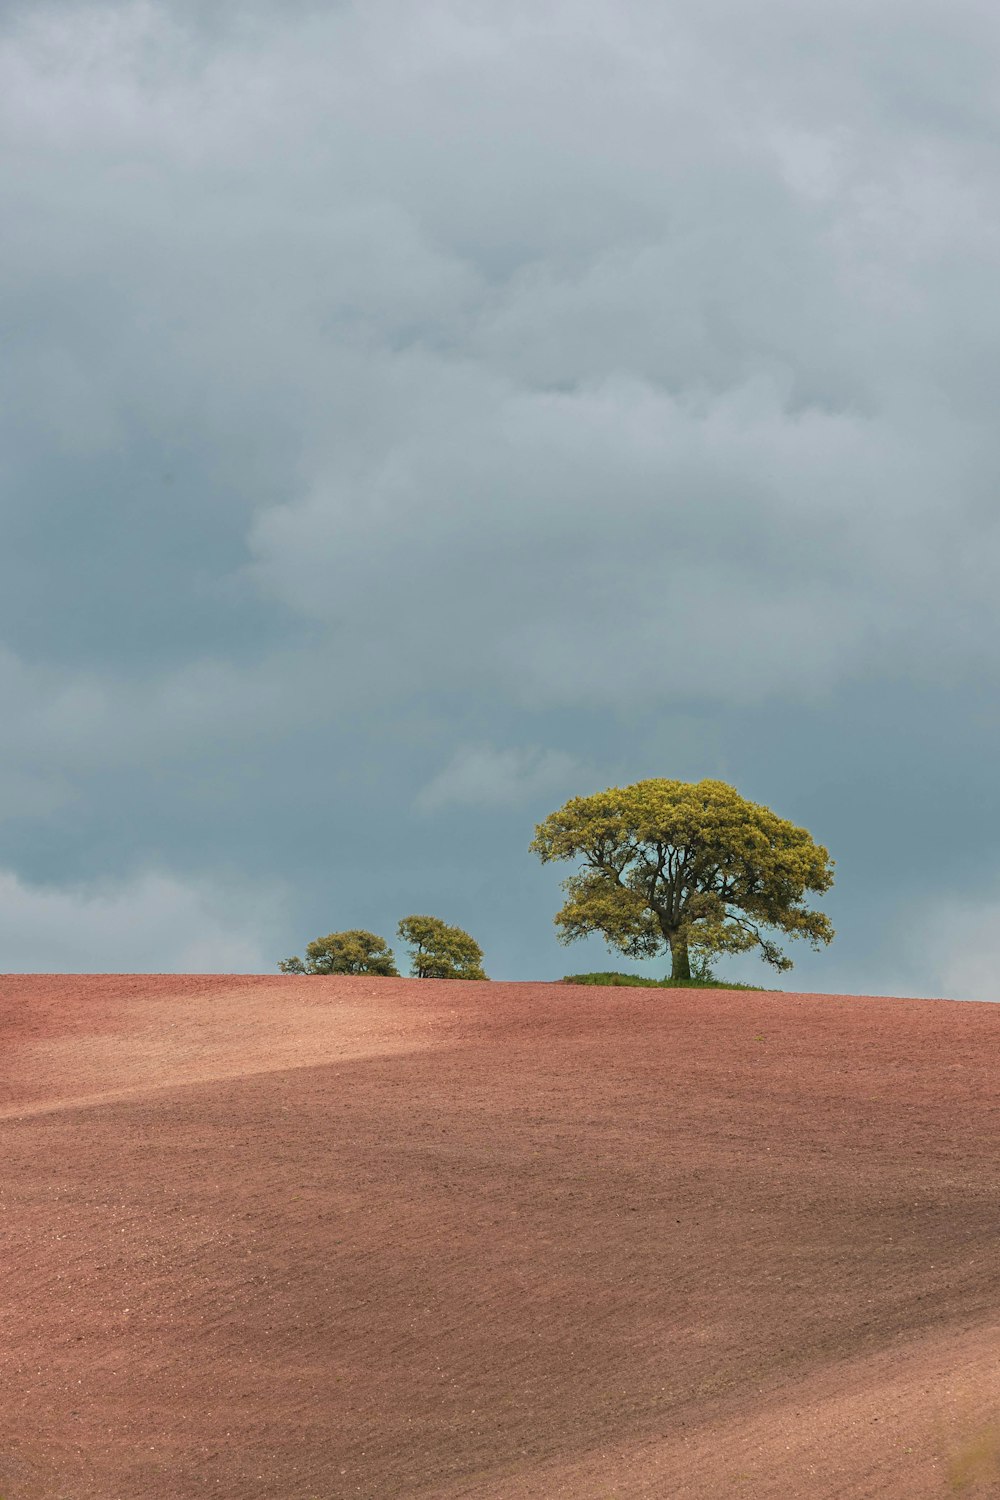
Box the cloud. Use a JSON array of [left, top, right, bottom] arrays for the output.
[[415, 743, 584, 814], [0, 868, 286, 973], [4, 0, 999, 715], [902, 890, 1000, 1005], [0, 0, 998, 982]]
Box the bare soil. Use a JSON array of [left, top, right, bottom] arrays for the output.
[[2, 974, 1000, 1498]]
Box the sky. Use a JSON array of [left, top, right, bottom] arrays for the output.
[[2, 0, 1000, 997]]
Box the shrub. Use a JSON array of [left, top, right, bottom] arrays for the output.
[[279, 930, 398, 976], [562, 970, 761, 991], [397, 915, 488, 980]]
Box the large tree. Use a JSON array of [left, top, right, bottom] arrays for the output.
[[278, 929, 398, 976], [397, 915, 488, 980], [530, 778, 834, 981]]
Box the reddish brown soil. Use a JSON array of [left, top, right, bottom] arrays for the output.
[[3, 975, 1000, 1499]]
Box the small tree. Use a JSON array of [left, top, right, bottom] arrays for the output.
[[278, 929, 398, 976], [397, 915, 488, 980], [688, 948, 719, 983], [531, 778, 834, 981]]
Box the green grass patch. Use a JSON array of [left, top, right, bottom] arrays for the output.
[[562, 970, 762, 991]]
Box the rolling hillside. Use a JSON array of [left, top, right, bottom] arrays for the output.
[[3, 974, 999, 1498]]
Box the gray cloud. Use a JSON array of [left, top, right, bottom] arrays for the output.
[[0, 867, 286, 972], [1, 0, 999, 987], [415, 743, 585, 814]]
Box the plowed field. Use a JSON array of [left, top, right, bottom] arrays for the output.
[[2, 974, 1000, 1498]]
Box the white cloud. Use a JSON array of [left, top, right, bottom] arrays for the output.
[[904, 889, 1000, 1004], [0, 868, 285, 973], [415, 743, 584, 813]]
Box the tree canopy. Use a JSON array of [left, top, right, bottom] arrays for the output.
[[279, 929, 398, 976], [397, 915, 488, 980], [530, 778, 834, 981]]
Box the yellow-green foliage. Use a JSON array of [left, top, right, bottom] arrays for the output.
[[531, 778, 834, 980], [397, 915, 488, 980], [279, 929, 398, 976]]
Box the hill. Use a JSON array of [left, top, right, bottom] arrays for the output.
[[2, 974, 999, 1498]]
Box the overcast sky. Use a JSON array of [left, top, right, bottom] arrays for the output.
[[2, 0, 1000, 996]]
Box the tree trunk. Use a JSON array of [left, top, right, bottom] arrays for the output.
[[669, 933, 691, 981]]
